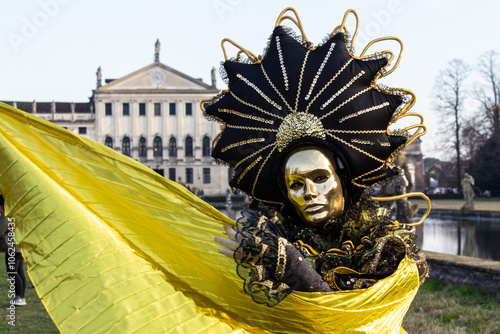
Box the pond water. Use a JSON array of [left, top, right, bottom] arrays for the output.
[[219, 206, 500, 262], [415, 217, 500, 261]]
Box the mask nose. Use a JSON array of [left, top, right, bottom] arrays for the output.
[[303, 179, 318, 200]]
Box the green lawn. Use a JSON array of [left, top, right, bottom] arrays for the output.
[[0, 260, 499, 333], [404, 280, 500, 333]]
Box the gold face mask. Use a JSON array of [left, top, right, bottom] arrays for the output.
[[284, 147, 344, 226]]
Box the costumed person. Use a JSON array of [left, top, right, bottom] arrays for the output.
[[207, 6, 428, 313], [0, 8, 430, 334], [0, 194, 27, 306]]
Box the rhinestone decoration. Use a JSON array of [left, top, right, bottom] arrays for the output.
[[261, 63, 294, 112], [304, 58, 353, 113], [319, 87, 372, 120], [320, 70, 365, 110], [338, 102, 390, 123], [350, 138, 374, 145], [305, 42, 336, 100], [276, 112, 326, 151], [229, 91, 284, 120], [237, 73, 282, 110], [377, 139, 391, 147], [276, 36, 289, 91]]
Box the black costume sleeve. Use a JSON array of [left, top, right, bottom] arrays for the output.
[[232, 205, 334, 306], [282, 245, 332, 292]]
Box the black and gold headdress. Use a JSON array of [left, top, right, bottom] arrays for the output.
[[203, 8, 425, 211]]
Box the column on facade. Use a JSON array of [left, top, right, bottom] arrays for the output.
[[162, 100, 168, 162], [96, 101, 100, 143], [99, 100, 105, 145], [194, 98, 201, 161], [147, 100, 154, 161], [71, 102, 76, 122], [114, 100, 120, 150], [132, 100, 138, 159], [177, 99, 184, 160]]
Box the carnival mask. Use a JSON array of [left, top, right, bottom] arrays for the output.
[[284, 147, 344, 226]]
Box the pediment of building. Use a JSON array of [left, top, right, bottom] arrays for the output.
[[97, 63, 216, 92]]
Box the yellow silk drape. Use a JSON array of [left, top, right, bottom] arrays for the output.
[[0, 103, 419, 333]]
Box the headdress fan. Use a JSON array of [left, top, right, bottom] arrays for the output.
[[203, 8, 425, 211]]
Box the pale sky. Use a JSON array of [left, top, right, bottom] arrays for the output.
[[1, 0, 499, 159]]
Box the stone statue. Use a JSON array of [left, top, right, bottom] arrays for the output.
[[377, 154, 417, 225], [154, 39, 160, 63], [96, 66, 102, 88], [461, 173, 475, 210], [225, 188, 232, 207], [396, 154, 413, 194], [211, 67, 217, 87]]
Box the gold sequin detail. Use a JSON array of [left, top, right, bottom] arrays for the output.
[[221, 138, 265, 152], [238, 156, 262, 184], [275, 237, 288, 281], [219, 108, 274, 124], [321, 70, 365, 110], [295, 50, 311, 112], [352, 164, 385, 188], [327, 133, 384, 163], [230, 91, 284, 120], [256, 215, 266, 230], [338, 102, 390, 123], [255, 265, 264, 281], [276, 112, 326, 151], [252, 145, 277, 195], [235, 142, 275, 170], [305, 42, 336, 100], [361, 173, 386, 183], [260, 281, 290, 294], [226, 124, 277, 132], [254, 196, 285, 212], [236, 73, 282, 110]]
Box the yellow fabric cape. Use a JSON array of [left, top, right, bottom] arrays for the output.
[[0, 102, 419, 333]]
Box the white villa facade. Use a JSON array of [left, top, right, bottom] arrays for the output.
[[3, 43, 232, 195]]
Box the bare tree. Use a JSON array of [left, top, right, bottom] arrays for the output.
[[471, 50, 500, 194], [461, 116, 487, 164], [476, 50, 500, 140], [433, 59, 470, 190]]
